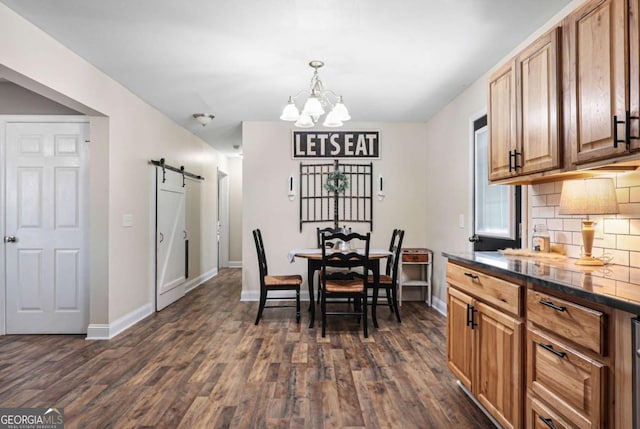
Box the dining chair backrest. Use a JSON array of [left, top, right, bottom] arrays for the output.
[[320, 232, 370, 276], [253, 229, 268, 278], [317, 227, 341, 248], [252, 228, 302, 325], [386, 229, 405, 281]]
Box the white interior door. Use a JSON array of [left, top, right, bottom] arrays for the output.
[[156, 168, 187, 311], [5, 121, 89, 334]]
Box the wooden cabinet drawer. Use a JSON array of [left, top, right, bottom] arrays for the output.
[[446, 262, 522, 316], [527, 328, 606, 429], [527, 289, 605, 355], [527, 396, 573, 429], [402, 253, 428, 262]]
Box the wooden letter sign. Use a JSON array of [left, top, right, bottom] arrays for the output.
[[292, 131, 380, 158]]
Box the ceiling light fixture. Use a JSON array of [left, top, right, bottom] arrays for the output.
[[280, 61, 350, 128], [193, 113, 215, 126]]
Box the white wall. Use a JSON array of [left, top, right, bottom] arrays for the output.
[[0, 4, 225, 335], [424, 80, 487, 312], [242, 121, 428, 301], [228, 157, 243, 266], [0, 81, 79, 114], [423, 0, 586, 311]]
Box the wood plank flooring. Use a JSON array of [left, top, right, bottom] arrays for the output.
[[0, 268, 494, 428]]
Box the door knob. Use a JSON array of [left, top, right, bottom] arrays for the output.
[[3, 236, 17, 243], [468, 234, 480, 243]]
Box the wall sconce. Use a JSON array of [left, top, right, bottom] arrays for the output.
[[193, 113, 215, 126], [288, 175, 296, 201], [377, 175, 385, 200], [558, 177, 619, 265]]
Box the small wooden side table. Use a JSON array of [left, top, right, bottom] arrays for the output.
[[399, 248, 433, 306]]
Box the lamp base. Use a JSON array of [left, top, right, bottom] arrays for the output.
[[574, 256, 605, 266]]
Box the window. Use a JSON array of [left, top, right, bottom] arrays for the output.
[[472, 115, 521, 250]]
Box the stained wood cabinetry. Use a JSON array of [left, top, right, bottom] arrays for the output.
[[489, 28, 561, 181], [566, 0, 629, 164], [489, 62, 517, 180], [447, 262, 524, 429], [446, 256, 635, 429], [526, 289, 608, 428], [487, 0, 640, 182]]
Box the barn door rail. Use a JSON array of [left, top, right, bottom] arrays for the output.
[[150, 158, 205, 185]]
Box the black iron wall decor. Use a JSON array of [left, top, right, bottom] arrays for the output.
[[292, 131, 379, 158], [299, 160, 373, 231]]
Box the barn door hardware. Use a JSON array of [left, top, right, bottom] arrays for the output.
[[149, 159, 205, 182]]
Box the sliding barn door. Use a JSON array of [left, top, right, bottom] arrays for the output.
[[156, 168, 187, 311], [5, 121, 89, 333]]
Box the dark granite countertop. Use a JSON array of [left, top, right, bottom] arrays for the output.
[[443, 251, 640, 316]]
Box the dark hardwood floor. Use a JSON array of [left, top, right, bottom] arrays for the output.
[[0, 268, 494, 428]]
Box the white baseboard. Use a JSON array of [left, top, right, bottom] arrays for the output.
[[86, 302, 153, 340], [227, 260, 242, 268], [86, 268, 218, 340], [185, 267, 217, 293], [432, 295, 447, 317]]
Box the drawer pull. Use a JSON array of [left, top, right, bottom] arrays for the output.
[[538, 416, 557, 429], [538, 342, 567, 359], [464, 272, 479, 280], [539, 299, 566, 312]]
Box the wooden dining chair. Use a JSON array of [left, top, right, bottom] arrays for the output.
[[368, 228, 405, 323], [320, 231, 370, 338], [316, 226, 340, 248], [253, 229, 302, 325], [315, 226, 342, 301]]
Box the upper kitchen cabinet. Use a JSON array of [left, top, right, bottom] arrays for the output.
[[630, 0, 640, 152], [488, 28, 562, 182], [488, 61, 517, 181], [566, 0, 629, 164]]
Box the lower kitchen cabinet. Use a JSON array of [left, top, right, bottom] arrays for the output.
[[445, 255, 636, 429], [447, 262, 524, 429], [476, 302, 523, 429], [527, 396, 573, 429], [527, 327, 606, 428], [447, 287, 474, 391]]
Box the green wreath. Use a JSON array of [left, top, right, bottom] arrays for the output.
[[324, 170, 349, 194]]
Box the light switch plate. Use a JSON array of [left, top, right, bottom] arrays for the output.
[[122, 214, 133, 227], [459, 214, 465, 229]]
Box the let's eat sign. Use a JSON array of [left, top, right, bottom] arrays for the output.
[[292, 131, 380, 158]]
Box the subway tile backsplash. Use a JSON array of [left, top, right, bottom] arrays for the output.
[[529, 171, 640, 267]]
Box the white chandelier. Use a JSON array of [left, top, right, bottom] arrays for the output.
[[280, 60, 351, 128]]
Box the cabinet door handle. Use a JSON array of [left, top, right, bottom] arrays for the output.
[[466, 304, 478, 329], [538, 299, 566, 312], [470, 306, 477, 329], [538, 342, 566, 359], [613, 114, 626, 148], [508, 150, 521, 172], [512, 149, 521, 170], [538, 416, 557, 429], [464, 272, 479, 280], [627, 110, 639, 144]]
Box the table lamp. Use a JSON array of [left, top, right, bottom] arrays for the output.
[[558, 178, 619, 266]]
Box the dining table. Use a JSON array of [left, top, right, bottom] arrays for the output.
[[288, 248, 392, 329]]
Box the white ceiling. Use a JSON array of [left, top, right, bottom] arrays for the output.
[[0, 0, 571, 155]]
